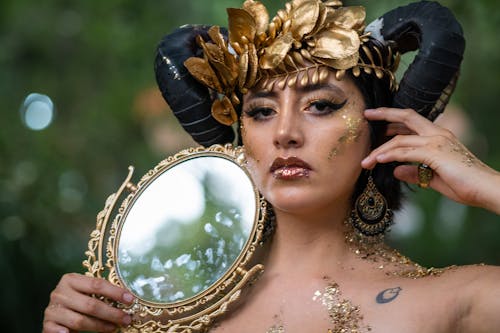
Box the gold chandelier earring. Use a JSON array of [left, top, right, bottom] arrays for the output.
[[349, 174, 393, 237]]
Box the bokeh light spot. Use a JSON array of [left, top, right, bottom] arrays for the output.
[[20, 93, 55, 131]]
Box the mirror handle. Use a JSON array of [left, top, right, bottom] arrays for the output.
[[96, 166, 136, 275]]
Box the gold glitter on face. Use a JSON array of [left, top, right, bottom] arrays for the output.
[[313, 283, 371, 333], [328, 109, 364, 160]]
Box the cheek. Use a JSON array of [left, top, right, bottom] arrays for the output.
[[241, 119, 257, 160], [327, 111, 369, 160]]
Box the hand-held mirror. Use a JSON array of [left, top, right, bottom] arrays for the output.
[[83, 144, 268, 332]]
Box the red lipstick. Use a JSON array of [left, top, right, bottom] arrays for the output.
[[270, 157, 312, 180]]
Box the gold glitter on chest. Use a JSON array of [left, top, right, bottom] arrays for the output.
[[266, 325, 285, 333], [313, 282, 372, 333]]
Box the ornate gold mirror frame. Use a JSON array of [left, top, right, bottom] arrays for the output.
[[83, 144, 268, 332]]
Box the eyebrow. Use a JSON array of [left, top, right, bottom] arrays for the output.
[[248, 82, 347, 99]]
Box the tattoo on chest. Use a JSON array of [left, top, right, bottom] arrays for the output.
[[375, 287, 402, 304]]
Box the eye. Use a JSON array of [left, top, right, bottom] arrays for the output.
[[244, 107, 276, 121], [307, 99, 347, 115]]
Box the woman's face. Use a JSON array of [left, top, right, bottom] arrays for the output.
[[241, 71, 370, 215]]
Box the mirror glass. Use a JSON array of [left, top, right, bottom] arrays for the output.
[[116, 156, 256, 304]]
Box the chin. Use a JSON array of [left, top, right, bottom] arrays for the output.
[[263, 186, 332, 215]]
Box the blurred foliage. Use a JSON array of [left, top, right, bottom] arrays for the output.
[[0, 0, 499, 331]]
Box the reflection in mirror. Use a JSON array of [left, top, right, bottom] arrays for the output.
[[116, 156, 256, 304]]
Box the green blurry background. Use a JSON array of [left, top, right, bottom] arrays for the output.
[[1, 0, 499, 331]]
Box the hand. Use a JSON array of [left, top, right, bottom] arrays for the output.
[[361, 107, 500, 214], [42, 273, 134, 333]]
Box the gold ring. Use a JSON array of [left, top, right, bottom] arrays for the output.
[[417, 163, 433, 188]]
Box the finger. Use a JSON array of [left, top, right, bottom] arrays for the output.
[[42, 319, 70, 333], [45, 305, 118, 333], [61, 273, 134, 305], [365, 108, 442, 136], [393, 164, 418, 184], [373, 146, 432, 166], [386, 123, 416, 136], [361, 135, 430, 169], [51, 288, 132, 326], [393, 164, 462, 202]]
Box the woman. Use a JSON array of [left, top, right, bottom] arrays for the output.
[[42, 1, 500, 332]]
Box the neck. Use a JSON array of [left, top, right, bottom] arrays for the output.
[[262, 201, 354, 278]]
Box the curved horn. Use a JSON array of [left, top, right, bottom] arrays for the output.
[[366, 1, 465, 120], [154, 25, 235, 146]]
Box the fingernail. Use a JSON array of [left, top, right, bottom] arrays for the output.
[[376, 154, 386, 161], [361, 156, 370, 165], [123, 315, 132, 325], [123, 292, 134, 303], [58, 329, 68, 333]]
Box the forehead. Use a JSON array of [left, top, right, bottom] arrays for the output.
[[243, 69, 360, 101]]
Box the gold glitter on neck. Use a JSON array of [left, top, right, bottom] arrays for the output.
[[313, 283, 371, 333], [344, 221, 456, 278]]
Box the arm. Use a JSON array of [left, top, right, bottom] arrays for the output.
[[42, 273, 134, 333], [362, 107, 500, 331], [459, 266, 500, 332], [361, 107, 500, 214]]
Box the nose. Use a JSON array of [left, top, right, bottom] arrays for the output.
[[273, 107, 304, 149]]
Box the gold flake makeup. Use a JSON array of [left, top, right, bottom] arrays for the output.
[[313, 282, 371, 333], [328, 109, 364, 160], [266, 325, 285, 333], [344, 220, 458, 279]]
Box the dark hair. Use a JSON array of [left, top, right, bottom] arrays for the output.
[[351, 37, 403, 211]]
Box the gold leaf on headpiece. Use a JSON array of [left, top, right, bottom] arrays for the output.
[[210, 56, 238, 89], [211, 96, 238, 126], [329, 6, 366, 32], [184, 57, 223, 92], [315, 53, 359, 71], [243, 0, 269, 37], [227, 8, 256, 46], [309, 3, 329, 37], [311, 29, 360, 63], [238, 46, 249, 90], [245, 43, 259, 88], [208, 26, 227, 49], [322, 0, 343, 7], [202, 43, 224, 65], [291, 0, 320, 39], [260, 32, 295, 69]]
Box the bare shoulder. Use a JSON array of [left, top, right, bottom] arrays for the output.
[[426, 264, 500, 333], [433, 263, 500, 284], [412, 264, 500, 302]]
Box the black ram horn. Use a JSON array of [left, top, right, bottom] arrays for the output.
[[366, 1, 465, 121], [154, 25, 235, 146]]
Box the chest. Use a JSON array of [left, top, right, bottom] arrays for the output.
[[208, 278, 459, 333]]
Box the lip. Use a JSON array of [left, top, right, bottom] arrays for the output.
[[270, 156, 312, 179]]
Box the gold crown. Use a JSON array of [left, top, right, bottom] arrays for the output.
[[184, 0, 400, 126]]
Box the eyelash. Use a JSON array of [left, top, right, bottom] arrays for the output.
[[244, 97, 347, 121], [243, 103, 276, 121], [305, 97, 347, 115]]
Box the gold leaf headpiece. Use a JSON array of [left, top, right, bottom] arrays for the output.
[[184, 0, 400, 126]]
